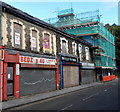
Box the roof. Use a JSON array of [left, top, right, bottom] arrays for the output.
[[1, 2, 92, 47]]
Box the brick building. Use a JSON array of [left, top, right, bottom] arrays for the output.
[[0, 2, 95, 101]]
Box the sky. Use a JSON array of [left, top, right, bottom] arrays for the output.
[[2, 1, 119, 25]]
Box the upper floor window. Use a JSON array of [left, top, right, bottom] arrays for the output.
[[60, 38, 68, 54], [72, 42, 77, 55], [78, 44, 82, 61], [31, 30, 37, 51], [62, 40, 67, 53], [85, 47, 90, 61], [14, 23, 22, 48], [43, 33, 51, 53]]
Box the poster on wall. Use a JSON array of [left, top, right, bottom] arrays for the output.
[[15, 32, 20, 45], [85, 47, 89, 61], [44, 37, 50, 51], [31, 37, 37, 48]]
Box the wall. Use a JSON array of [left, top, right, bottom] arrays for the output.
[[1, 12, 94, 64], [1, 12, 57, 56]]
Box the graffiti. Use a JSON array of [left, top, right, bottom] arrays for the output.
[[24, 78, 55, 85]]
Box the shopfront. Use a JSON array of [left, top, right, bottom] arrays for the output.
[[19, 55, 58, 96], [81, 62, 95, 84], [1, 49, 59, 101], [59, 54, 81, 89]]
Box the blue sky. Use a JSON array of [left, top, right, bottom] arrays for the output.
[[4, 2, 118, 25]]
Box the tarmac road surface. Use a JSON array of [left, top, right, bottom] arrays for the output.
[[7, 79, 119, 111]]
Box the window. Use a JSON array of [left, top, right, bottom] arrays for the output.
[[31, 30, 37, 51], [14, 23, 22, 48], [78, 44, 82, 61], [62, 40, 67, 53], [43, 33, 51, 53], [85, 47, 90, 61], [60, 38, 68, 53], [72, 42, 76, 55]]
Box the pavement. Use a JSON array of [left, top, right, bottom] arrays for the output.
[[2, 81, 107, 110]]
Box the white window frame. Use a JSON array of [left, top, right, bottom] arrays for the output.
[[10, 19, 26, 49], [30, 27, 39, 52], [60, 37, 68, 53], [78, 44, 82, 61], [72, 41, 77, 55], [42, 31, 52, 53]]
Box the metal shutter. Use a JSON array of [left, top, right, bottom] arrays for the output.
[[20, 68, 56, 96], [81, 70, 94, 84]]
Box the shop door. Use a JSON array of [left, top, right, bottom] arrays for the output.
[[7, 64, 14, 96], [64, 66, 79, 88]]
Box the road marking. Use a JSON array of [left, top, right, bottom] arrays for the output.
[[104, 89, 107, 92], [61, 104, 73, 110], [82, 93, 99, 101]]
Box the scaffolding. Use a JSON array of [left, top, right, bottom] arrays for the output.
[[65, 24, 116, 67], [43, 8, 116, 68], [44, 9, 100, 27]]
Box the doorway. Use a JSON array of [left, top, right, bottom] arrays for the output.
[[7, 63, 14, 96]]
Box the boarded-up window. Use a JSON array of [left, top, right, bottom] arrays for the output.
[[62, 40, 67, 53], [31, 30, 37, 51], [14, 23, 22, 48], [43, 33, 50, 53]]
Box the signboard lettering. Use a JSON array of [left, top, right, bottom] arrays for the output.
[[61, 56, 77, 62], [19, 56, 56, 65], [82, 62, 94, 69]]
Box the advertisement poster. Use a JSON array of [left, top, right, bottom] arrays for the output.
[[15, 32, 20, 45], [44, 37, 50, 50], [31, 37, 37, 48]]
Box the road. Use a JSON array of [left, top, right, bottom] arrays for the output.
[[7, 79, 119, 111]]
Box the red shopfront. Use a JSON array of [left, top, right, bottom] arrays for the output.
[[1, 49, 59, 101]]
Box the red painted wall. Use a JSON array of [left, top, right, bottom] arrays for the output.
[[0, 61, 3, 101]]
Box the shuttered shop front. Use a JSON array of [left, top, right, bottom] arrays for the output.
[[63, 66, 79, 88], [81, 70, 94, 84], [20, 68, 56, 96]]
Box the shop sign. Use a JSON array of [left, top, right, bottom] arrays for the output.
[[61, 56, 77, 62], [0, 50, 4, 60], [15, 32, 20, 45], [19, 56, 56, 65], [82, 62, 94, 68]]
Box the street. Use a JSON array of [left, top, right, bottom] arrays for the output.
[[7, 79, 119, 111]]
